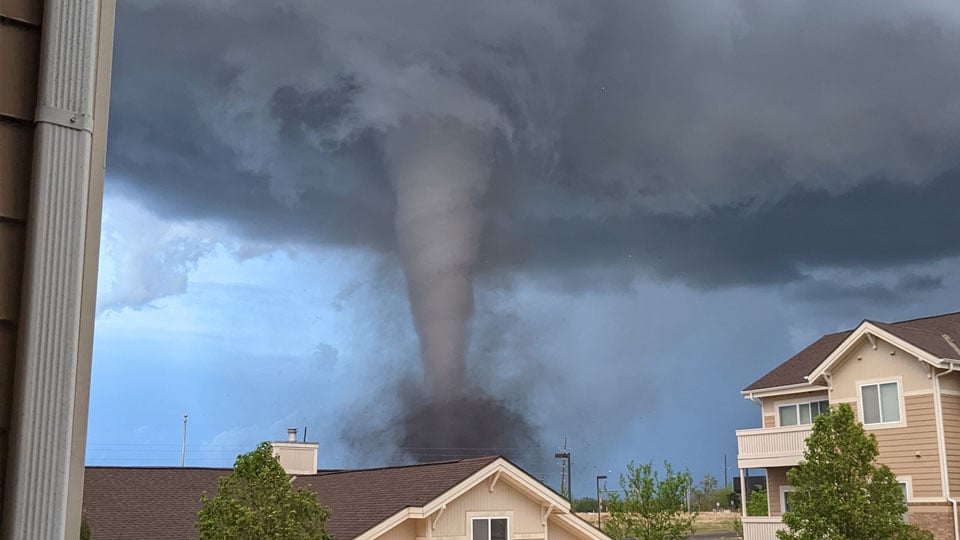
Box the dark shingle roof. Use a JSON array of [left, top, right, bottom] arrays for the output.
[[744, 311, 960, 392], [295, 455, 499, 539], [82, 456, 499, 540], [82, 467, 227, 540]]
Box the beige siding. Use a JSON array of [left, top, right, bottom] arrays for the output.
[[842, 399, 943, 498], [0, 0, 41, 518], [829, 338, 934, 402], [763, 415, 775, 428], [941, 394, 960, 497], [433, 479, 546, 538], [376, 518, 418, 540], [766, 467, 789, 517], [548, 519, 583, 540]]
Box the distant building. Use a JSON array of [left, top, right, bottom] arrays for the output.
[[82, 436, 610, 540], [735, 311, 960, 540]]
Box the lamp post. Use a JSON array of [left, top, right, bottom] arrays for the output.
[[596, 475, 607, 529], [555, 452, 571, 503]]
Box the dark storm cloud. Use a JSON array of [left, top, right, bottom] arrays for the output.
[[787, 273, 944, 305], [107, 0, 960, 288]]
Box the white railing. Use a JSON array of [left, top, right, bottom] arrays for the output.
[[741, 516, 787, 540], [736, 425, 812, 469]]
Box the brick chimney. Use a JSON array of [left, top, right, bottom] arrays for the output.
[[270, 428, 319, 475]]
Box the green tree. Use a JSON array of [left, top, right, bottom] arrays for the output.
[[777, 403, 932, 540], [197, 442, 332, 540], [603, 461, 695, 540], [746, 486, 767, 517], [572, 497, 598, 513]]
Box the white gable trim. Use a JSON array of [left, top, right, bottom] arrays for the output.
[[806, 322, 946, 385], [741, 382, 827, 399], [354, 458, 582, 540], [550, 512, 612, 540]]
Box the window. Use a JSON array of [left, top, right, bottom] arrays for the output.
[[778, 400, 829, 426], [780, 486, 795, 514], [860, 382, 901, 424], [898, 477, 911, 523], [472, 518, 508, 540]]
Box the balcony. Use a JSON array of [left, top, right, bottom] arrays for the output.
[[736, 425, 812, 469], [742, 517, 787, 540]]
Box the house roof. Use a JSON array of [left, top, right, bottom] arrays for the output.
[[82, 455, 500, 539], [293, 455, 500, 539], [744, 311, 960, 392]]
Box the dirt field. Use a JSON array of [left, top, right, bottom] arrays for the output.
[[575, 511, 741, 537]]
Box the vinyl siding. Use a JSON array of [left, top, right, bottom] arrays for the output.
[[765, 467, 789, 516], [847, 397, 943, 499], [0, 0, 42, 517], [940, 393, 960, 498], [433, 479, 546, 538]]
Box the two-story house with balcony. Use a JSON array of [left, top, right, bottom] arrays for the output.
[[735, 311, 960, 540]]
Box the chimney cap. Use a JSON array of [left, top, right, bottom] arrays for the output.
[[287, 427, 297, 442]]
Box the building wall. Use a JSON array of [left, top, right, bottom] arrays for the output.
[[376, 518, 418, 540], [0, 0, 42, 516], [765, 467, 789, 517], [827, 339, 942, 499], [940, 393, 960, 498], [908, 503, 955, 540], [432, 479, 546, 538], [548, 519, 583, 540], [829, 338, 934, 400]]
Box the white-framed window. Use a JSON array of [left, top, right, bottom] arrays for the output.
[[472, 517, 508, 540], [780, 485, 795, 514], [859, 381, 902, 425], [778, 400, 830, 427], [898, 476, 912, 523]]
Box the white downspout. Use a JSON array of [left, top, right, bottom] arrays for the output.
[[2, 0, 109, 538], [934, 361, 959, 540]]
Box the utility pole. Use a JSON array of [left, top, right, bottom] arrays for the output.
[[555, 438, 572, 504], [180, 413, 188, 467], [723, 453, 728, 488]]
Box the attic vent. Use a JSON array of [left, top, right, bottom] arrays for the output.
[[942, 334, 960, 358]]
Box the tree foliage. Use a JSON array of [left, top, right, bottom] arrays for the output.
[[777, 403, 932, 540], [572, 497, 598, 513], [746, 486, 768, 517], [197, 442, 332, 540], [603, 461, 695, 540]]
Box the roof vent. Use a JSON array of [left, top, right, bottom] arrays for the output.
[[287, 427, 297, 442]]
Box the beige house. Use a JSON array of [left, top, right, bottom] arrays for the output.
[[82, 436, 610, 540], [736, 311, 960, 540], [1, 0, 116, 537]]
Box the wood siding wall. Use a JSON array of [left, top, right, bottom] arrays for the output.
[[0, 0, 42, 516], [765, 467, 789, 516], [433, 480, 546, 538], [940, 393, 960, 497], [866, 395, 943, 498]]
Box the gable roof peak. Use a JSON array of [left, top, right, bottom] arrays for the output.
[[744, 310, 960, 393]]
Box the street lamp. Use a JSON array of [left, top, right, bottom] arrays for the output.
[[596, 475, 607, 529], [555, 452, 571, 504]]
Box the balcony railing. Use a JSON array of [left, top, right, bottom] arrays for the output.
[[741, 517, 787, 540], [736, 425, 812, 469]]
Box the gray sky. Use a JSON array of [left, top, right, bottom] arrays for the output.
[[90, 0, 960, 494]]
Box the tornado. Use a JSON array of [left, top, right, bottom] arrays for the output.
[[385, 120, 490, 402]]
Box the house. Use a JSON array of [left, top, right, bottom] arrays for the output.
[[82, 434, 610, 540], [735, 311, 960, 540], [1, 0, 115, 536]]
